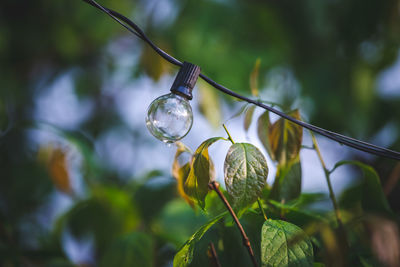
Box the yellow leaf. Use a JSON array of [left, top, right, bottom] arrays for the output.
[[140, 41, 171, 81], [244, 105, 256, 133], [198, 80, 222, 129], [172, 142, 195, 208], [268, 109, 303, 164], [249, 58, 261, 97], [45, 146, 72, 195], [257, 111, 273, 157], [184, 137, 223, 209]]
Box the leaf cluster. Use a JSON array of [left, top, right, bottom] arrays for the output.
[[170, 102, 398, 267]]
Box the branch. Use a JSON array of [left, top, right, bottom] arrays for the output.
[[208, 181, 258, 267], [310, 132, 342, 227], [208, 242, 222, 267]]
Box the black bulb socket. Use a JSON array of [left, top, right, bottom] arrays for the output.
[[170, 62, 201, 100]]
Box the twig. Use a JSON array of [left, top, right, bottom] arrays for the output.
[[222, 124, 235, 144], [208, 242, 222, 267], [310, 132, 342, 227], [257, 198, 267, 220], [384, 162, 400, 196], [208, 181, 258, 267]]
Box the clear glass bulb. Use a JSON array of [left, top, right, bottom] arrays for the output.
[[146, 93, 193, 143]]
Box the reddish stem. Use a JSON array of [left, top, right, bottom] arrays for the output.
[[208, 181, 258, 267]]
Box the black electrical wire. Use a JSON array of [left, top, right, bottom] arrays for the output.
[[82, 0, 400, 161]]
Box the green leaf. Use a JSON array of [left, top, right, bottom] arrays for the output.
[[286, 193, 327, 209], [332, 160, 391, 214], [55, 186, 140, 254], [198, 80, 222, 129], [338, 184, 363, 212], [204, 189, 228, 218], [258, 109, 303, 164], [244, 105, 256, 133], [184, 137, 224, 209], [44, 259, 75, 267], [358, 256, 380, 267], [100, 232, 153, 267], [261, 220, 314, 267], [219, 211, 266, 266], [224, 143, 269, 209], [267, 199, 328, 226], [134, 176, 176, 223], [152, 199, 208, 247], [270, 156, 302, 202], [359, 258, 374, 267], [173, 213, 226, 267]]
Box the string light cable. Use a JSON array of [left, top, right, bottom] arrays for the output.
[[82, 0, 400, 161]]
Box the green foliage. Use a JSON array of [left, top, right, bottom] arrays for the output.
[[152, 199, 208, 247], [261, 220, 314, 267], [217, 212, 265, 267], [1, 0, 400, 266], [270, 156, 302, 202], [173, 213, 226, 267], [224, 143, 269, 210], [100, 232, 154, 267], [333, 160, 392, 214], [134, 177, 176, 222], [267, 194, 328, 227], [57, 186, 139, 254], [257, 110, 303, 202], [44, 259, 75, 267]]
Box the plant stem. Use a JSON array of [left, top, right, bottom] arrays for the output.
[[257, 198, 267, 220], [208, 181, 258, 267], [384, 162, 400, 196], [208, 242, 222, 267], [310, 132, 342, 226], [301, 145, 314, 150], [222, 124, 235, 144]]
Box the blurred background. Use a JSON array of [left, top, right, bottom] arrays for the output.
[[1, 0, 400, 266]]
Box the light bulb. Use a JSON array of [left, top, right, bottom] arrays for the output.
[[146, 93, 193, 143], [145, 62, 201, 143]]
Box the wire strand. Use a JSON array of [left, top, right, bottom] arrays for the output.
[[82, 0, 400, 161]]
